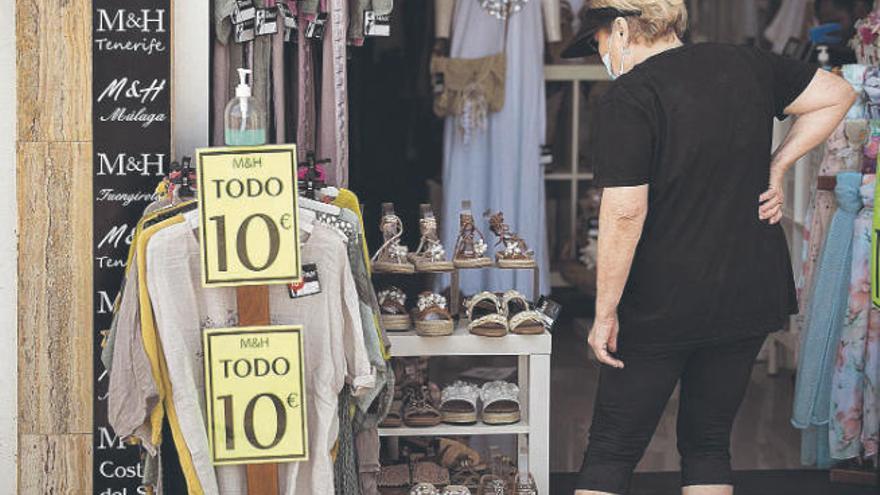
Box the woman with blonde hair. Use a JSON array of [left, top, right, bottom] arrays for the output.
[[563, 1, 856, 494]]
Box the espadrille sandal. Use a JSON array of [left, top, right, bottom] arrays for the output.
[[512, 473, 537, 495], [403, 385, 443, 427], [415, 292, 455, 337], [442, 485, 473, 495], [453, 200, 492, 269], [502, 290, 545, 335], [440, 381, 480, 425], [413, 461, 450, 486], [410, 483, 440, 495], [478, 474, 508, 495], [411, 204, 454, 272], [379, 399, 403, 428], [485, 210, 536, 269], [372, 202, 416, 273], [466, 292, 508, 337], [479, 381, 520, 425], [378, 286, 412, 331]]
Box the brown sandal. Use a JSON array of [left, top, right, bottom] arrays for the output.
[[485, 210, 536, 269], [453, 200, 492, 269], [372, 202, 416, 273], [411, 204, 454, 272], [403, 385, 443, 427], [415, 292, 455, 337], [378, 286, 412, 331], [379, 399, 403, 428]]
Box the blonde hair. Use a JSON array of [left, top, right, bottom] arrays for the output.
[[591, 0, 688, 43]]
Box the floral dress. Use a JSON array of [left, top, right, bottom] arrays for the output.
[[830, 174, 880, 460], [799, 124, 849, 317]]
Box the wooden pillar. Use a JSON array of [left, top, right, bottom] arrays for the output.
[[16, 0, 93, 493]]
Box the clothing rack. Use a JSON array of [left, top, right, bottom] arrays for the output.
[[816, 172, 880, 486]]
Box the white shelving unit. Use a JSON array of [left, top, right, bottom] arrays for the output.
[[379, 325, 553, 494], [544, 65, 607, 289]]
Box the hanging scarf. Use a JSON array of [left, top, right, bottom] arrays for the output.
[[792, 172, 862, 467]]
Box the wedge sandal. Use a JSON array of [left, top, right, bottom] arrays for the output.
[[480, 381, 521, 425], [372, 202, 416, 273], [453, 200, 492, 269], [502, 290, 545, 335], [378, 286, 412, 331], [379, 399, 403, 427], [440, 380, 480, 425], [415, 292, 455, 337], [466, 291, 508, 337], [411, 204, 454, 272], [485, 210, 536, 268], [403, 385, 443, 427]]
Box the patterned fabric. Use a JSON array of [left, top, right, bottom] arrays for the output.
[[793, 172, 862, 468], [843, 64, 868, 120], [798, 124, 849, 324], [830, 175, 880, 461]]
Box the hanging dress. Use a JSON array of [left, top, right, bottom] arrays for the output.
[[439, 0, 550, 296], [792, 171, 862, 468], [830, 174, 880, 461]]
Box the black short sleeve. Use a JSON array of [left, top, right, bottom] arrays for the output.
[[592, 89, 654, 188], [755, 48, 818, 120]]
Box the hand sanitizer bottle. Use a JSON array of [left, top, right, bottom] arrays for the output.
[[224, 68, 266, 146]]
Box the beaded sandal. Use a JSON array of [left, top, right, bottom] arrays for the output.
[[485, 210, 536, 268], [415, 292, 455, 337], [453, 200, 492, 269], [378, 286, 412, 331], [466, 291, 508, 337], [403, 385, 443, 427], [512, 473, 537, 495], [440, 380, 480, 424], [372, 202, 416, 273], [480, 381, 521, 425], [502, 290, 545, 335], [411, 204, 454, 272], [478, 474, 508, 495]]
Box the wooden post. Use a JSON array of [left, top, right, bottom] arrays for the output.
[[236, 285, 280, 494]]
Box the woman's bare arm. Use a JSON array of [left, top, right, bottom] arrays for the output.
[[759, 70, 857, 223]]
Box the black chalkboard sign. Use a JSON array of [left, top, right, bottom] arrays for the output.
[[92, 2, 171, 494]]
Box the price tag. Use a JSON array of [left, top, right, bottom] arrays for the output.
[[204, 325, 308, 465], [196, 145, 301, 287]]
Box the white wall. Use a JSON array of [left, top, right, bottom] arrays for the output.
[[0, 0, 16, 491]]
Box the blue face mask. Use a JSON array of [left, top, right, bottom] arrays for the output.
[[602, 51, 617, 80]]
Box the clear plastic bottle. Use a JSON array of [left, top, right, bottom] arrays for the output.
[[224, 68, 267, 146]]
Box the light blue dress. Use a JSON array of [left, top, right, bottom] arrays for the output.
[[439, 0, 550, 297]]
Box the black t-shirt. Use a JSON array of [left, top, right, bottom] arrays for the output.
[[592, 43, 817, 347]]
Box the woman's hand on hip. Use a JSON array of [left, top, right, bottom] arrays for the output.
[[588, 315, 625, 369], [759, 174, 785, 225]]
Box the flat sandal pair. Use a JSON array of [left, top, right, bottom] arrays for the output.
[[465, 291, 545, 337]]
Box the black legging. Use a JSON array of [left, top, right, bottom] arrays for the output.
[[576, 334, 767, 494]]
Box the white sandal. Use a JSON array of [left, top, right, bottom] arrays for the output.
[[440, 380, 480, 425], [465, 291, 508, 337], [480, 381, 521, 425], [502, 290, 545, 335]]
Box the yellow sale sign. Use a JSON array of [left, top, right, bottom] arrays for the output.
[[204, 325, 308, 465], [196, 145, 301, 287]]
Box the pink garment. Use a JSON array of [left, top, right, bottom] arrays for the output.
[[296, 17, 317, 163], [799, 123, 849, 311], [830, 174, 880, 461], [318, 0, 349, 186]]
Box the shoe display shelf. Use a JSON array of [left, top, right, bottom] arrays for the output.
[[375, 264, 551, 494]]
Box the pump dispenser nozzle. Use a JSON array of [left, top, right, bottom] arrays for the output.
[[236, 68, 253, 98]]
